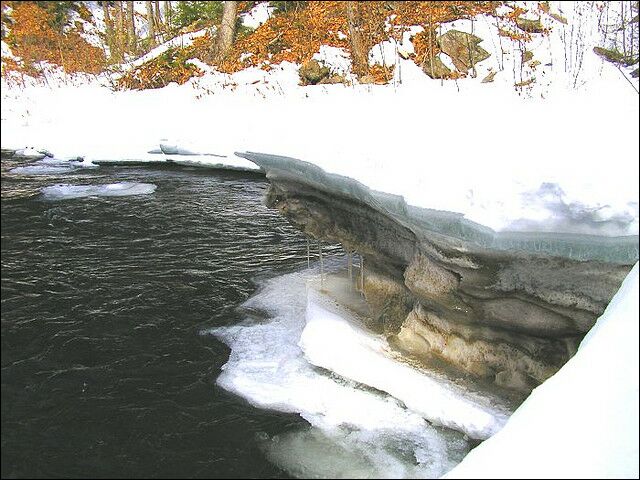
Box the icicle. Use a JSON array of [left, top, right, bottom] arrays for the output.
[[306, 238, 310, 268], [318, 240, 324, 288], [360, 255, 365, 297]]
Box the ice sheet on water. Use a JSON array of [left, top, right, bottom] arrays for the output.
[[207, 264, 471, 478], [10, 157, 96, 175], [300, 289, 511, 440], [41, 182, 157, 200]]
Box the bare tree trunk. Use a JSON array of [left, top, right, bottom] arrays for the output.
[[114, 1, 125, 62], [127, 1, 136, 54], [146, 1, 156, 46], [102, 1, 116, 61], [154, 0, 162, 41], [346, 1, 368, 78], [211, 1, 238, 63], [163, 1, 171, 28]]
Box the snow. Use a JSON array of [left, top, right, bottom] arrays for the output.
[[312, 46, 353, 78], [1, 3, 637, 478], [1, 2, 638, 237], [446, 262, 639, 479], [10, 157, 96, 175], [300, 288, 511, 440], [240, 2, 275, 30], [40, 182, 157, 200], [119, 28, 209, 72], [2, 40, 16, 60]]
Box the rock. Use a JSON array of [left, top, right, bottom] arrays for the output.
[[298, 59, 330, 85], [481, 70, 497, 83], [318, 74, 346, 85], [593, 46, 638, 66], [549, 12, 568, 24], [422, 55, 453, 79], [1, 148, 16, 158], [515, 77, 535, 87], [14, 148, 46, 161], [358, 74, 376, 84], [240, 152, 636, 395], [437, 30, 490, 72], [515, 17, 545, 33]]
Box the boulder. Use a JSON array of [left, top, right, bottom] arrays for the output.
[[422, 55, 453, 79], [515, 17, 545, 33], [593, 46, 638, 66], [298, 59, 330, 85], [437, 30, 490, 72], [481, 70, 497, 83], [549, 12, 568, 24], [318, 74, 346, 85]]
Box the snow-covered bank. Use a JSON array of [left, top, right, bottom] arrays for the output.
[[446, 262, 639, 479], [2, 67, 638, 236]]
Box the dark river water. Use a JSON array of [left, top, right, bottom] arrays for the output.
[[1, 158, 340, 478]]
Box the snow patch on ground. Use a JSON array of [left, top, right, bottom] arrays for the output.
[[241, 2, 275, 30], [313, 45, 353, 78]]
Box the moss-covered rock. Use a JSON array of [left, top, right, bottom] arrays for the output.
[[298, 59, 330, 85], [593, 46, 638, 66], [515, 17, 545, 33], [437, 30, 490, 72], [422, 55, 453, 79]]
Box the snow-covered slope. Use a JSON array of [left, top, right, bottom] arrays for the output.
[[2, 2, 638, 238], [446, 262, 639, 479]]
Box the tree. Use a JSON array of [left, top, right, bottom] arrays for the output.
[[163, 1, 172, 28], [210, 1, 237, 63], [146, 1, 156, 46], [346, 1, 368, 78], [154, 0, 162, 42], [102, 1, 116, 60], [171, 2, 223, 30], [126, 1, 136, 54]]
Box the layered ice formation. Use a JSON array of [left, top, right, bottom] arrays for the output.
[[209, 265, 474, 478]]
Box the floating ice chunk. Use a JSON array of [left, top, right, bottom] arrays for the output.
[[13, 147, 48, 161], [41, 182, 157, 200], [159, 139, 226, 157], [300, 289, 511, 440], [10, 157, 96, 175], [208, 267, 470, 479]]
